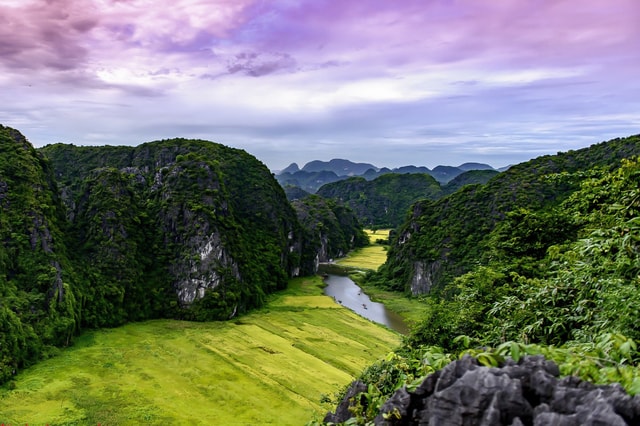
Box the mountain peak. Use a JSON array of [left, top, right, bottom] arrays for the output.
[[457, 162, 495, 171], [301, 159, 378, 176], [280, 162, 300, 174]]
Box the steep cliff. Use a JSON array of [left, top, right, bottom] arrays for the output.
[[41, 139, 303, 321], [0, 125, 79, 382]]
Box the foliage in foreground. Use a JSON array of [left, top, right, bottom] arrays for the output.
[[318, 151, 640, 424], [408, 157, 640, 350], [313, 334, 640, 425]]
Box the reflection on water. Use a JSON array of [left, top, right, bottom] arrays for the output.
[[321, 272, 409, 335]]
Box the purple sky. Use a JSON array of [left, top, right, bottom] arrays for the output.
[[1, 0, 639, 171]]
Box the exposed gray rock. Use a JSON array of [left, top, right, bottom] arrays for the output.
[[410, 260, 441, 295], [325, 355, 640, 426], [323, 380, 368, 424]]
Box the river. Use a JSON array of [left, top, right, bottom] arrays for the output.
[[321, 270, 409, 334]]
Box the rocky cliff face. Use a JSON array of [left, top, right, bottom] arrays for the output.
[[0, 125, 78, 382], [326, 355, 640, 425], [41, 138, 303, 322], [290, 195, 368, 275]]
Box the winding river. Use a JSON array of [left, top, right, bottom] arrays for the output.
[[320, 267, 409, 334]]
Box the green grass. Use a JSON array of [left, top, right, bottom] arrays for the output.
[[336, 229, 390, 271], [0, 277, 400, 425]]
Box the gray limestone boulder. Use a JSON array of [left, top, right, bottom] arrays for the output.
[[325, 355, 640, 426]]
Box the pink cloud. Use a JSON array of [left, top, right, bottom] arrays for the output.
[[231, 0, 640, 73], [1, 0, 638, 171], [0, 0, 98, 71], [2, 0, 637, 81]]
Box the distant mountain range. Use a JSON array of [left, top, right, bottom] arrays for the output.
[[275, 159, 505, 193]]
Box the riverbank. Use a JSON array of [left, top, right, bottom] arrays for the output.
[[322, 273, 409, 334], [0, 276, 400, 425], [350, 272, 427, 329], [332, 229, 427, 330]]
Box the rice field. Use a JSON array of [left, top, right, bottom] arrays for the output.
[[335, 229, 391, 270], [0, 277, 400, 425]]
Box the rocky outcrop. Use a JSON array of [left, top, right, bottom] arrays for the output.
[[410, 260, 441, 295], [325, 355, 640, 425]]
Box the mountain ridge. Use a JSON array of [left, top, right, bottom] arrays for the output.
[[275, 158, 498, 192], [375, 133, 640, 294]]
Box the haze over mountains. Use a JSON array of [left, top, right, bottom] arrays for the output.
[[275, 159, 505, 193]]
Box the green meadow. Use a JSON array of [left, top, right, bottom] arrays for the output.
[[0, 277, 400, 425], [335, 229, 390, 270]]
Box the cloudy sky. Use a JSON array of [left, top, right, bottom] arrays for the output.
[[1, 0, 639, 171]]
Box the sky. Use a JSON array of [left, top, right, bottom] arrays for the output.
[[1, 0, 639, 171]]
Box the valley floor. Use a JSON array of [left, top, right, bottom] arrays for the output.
[[0, 277, 400, 425], [335, 229, 428, 327]]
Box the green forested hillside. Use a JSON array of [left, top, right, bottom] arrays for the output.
[[316, 173, 443, 228], [0, 126, 363, 385], [375, 135, 640, 294], [41, 139, 303, 324], [442, 169, 500, 195], [406, 155, 640, 348], [322, 136, 640, 424], [291, 195, 369, 274], [0, 125, 78, 382]]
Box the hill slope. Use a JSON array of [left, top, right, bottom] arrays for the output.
[[374, 134, 640, 294], [316, 173, 443, 228], [3, 126, 355, 383], [40, 139, 302, 322], [0, 277, 400, 424]]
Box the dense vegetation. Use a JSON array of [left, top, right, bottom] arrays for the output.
[[315, 170, 498, 228], [441, 169, 500, 195], [0, 125, 364, 385], [406, 155, 640, 348], [5, 123, 640, 424], [374, 135, 640, 293], [316, 174, 442, 228], [291, 195, 369, 273], [0, 126, 78, 383], [324, 135, 640, 424]]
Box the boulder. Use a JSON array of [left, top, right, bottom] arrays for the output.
[[325, 355, 640, 425]]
